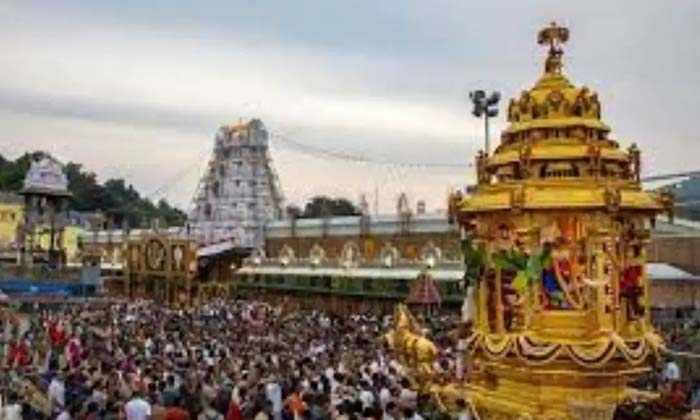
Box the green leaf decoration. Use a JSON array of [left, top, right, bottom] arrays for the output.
[[526, 254, 543, 280], [541, 252, 553, 270], [510, 250, 528, 270], [512, 270, 529, 293], [462, 237, 486, 285], [491, 251, 509, 270]]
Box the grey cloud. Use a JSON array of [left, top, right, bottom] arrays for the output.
[[0, 88, 220, 133], [3, 0, 700, 209]]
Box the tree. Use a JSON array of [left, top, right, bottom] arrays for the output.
[[0, 151, 188, 228], [65, 162, 101, 211], [0, 151, 48, 191], [157, 199, 187, 226], [285, 204, 303, 219], [672, 176, 700, 221], [298, 196, 360, 219]]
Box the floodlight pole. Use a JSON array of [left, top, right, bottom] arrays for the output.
[[469, 90, 500, 156], [484, 112, 491, 157]]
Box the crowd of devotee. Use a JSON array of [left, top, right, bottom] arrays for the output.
[[1, 298, 699, 419], [0, 300, 470, 420], [659, 319, 700, 355], [651, 320, 700, 414]]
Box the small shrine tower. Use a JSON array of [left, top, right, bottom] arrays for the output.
[[20, 156, 72, 269]]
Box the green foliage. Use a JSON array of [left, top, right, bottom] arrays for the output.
[[285, 204, 303, 218], [0, 151, 49, 191], [296, 196, 361, 218], [0, 151, 186, 228], [670, 176, 700, 221], [491, 247, 551, 293], [462, 235, 486, 285], [492, 248, 528, 271]]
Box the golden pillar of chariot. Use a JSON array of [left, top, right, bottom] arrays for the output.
[[387, 22, 674, 420]]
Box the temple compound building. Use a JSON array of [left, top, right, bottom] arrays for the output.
[[235, 207, 465, 313], [189, 119, 284, 249], [232, 202, 700, 317]]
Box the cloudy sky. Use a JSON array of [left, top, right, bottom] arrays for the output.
[[1, 1, 699, 213]]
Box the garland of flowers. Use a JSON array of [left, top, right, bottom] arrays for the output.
[[513, 336, 562, 365], [466, 331, 661, 369], [482, 334, 513, 358]]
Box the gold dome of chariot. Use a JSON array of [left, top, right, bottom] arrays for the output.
[[462, 22, 672, 215]]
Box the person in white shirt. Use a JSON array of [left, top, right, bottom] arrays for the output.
[[56, 404, 79, 420], [663, 359, 681, 383], [455, 398, 472, 420], [358, 381, 375, 410], [383, 401, 399, 420], [398, 379, 417, 410], [2, 392, 22, 420], [456, 336, 469, 381], [48, 373, 66, 415], [265, 379, 283, 420], [198, 406, 224, 420], [402, 408, 424, 420], [144, 337, 154, 359], [125, 391, 152, 420], [378, 386, 392, 410]]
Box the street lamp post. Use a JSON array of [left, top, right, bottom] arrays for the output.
[[469, 90, 501, 155]]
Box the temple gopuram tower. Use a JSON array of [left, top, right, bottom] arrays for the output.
[[189, 119, 284, 249], [451, 22, 675, 419]]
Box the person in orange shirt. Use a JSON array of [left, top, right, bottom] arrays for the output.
[[285, 387, 307, 419]]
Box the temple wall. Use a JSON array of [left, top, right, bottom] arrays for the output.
[[649, 280, 700, 308], [267, 232, 461, 262], [649, 236, 700, 275]]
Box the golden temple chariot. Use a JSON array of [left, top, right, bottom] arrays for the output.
[[387, 23, 675, 420]]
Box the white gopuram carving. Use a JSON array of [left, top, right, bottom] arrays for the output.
[[23, 157, 70, 195], [189, 119, 284, 249]]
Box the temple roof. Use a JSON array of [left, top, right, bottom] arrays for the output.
[[221, 118, 265, 135], [502, 22, 608, 143], [458, 22, 671, 216], [406, 272, 442, 305], [20, 157, 71, 197]]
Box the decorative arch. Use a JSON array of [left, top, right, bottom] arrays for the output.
[[339, 241, 361, 268], [420, 242, 442, 268], [112, 247, 122, 264], [172, 245, 184, 271], [379, 243, 400, 268], [145, 238, 167, 271], [248, 247, 265, 265], [309, 243, 326, 267], [278, 244, 295, 266]]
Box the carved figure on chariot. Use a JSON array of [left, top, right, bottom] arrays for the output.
[[389, 22, 676, 420]]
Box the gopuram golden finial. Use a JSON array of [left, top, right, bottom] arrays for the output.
[[537, 21, 569, 74]]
